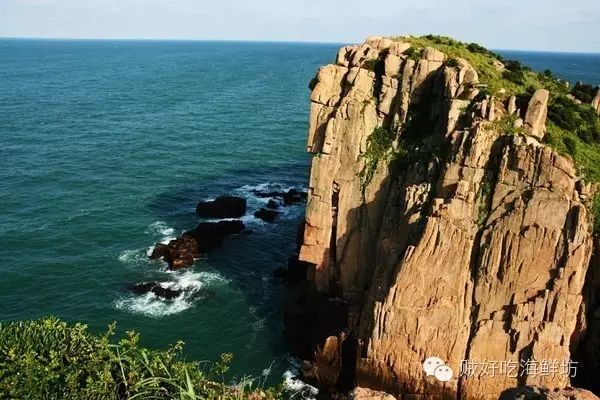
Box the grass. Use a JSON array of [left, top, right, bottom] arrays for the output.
[[0, 317, 283, 400], [491, 114, 525, 137], [397, 35, 570, 97], [380, 34, 600, 233]]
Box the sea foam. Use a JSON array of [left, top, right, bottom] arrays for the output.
[[115, 270, 227, 317]]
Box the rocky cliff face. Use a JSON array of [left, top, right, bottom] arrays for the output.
[[291, 37, 600, 400]]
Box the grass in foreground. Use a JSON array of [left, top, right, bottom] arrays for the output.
[[0, 317, 283, 400]]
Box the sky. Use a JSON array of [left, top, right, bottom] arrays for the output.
[[0, 0, 599, 52]]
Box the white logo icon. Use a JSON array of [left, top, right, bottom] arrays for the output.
[[423, 356, 454, 382]]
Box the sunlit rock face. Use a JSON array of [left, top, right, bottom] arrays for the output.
[[292, 37, 599, 400]]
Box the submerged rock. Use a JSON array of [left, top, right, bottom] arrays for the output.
[[149, 220, 245, 269], [254, 207, 279, 222], [266, 199, 280, 209], [196, 195, 246, 218]]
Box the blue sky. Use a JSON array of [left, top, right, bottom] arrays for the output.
[[0, 0, 598, 52]]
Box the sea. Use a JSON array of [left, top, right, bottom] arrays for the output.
[[1, 39, 599, 387]]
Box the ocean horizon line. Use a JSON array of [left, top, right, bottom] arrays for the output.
[[1, 36, 600, 55]]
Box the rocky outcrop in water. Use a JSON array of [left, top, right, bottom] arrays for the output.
[[150, 220, 245, 269], [287, 36, 600, 400], [254, 207, 279, 222], [250, 187, 308, 206], [196, 196, 247, 218], [128, 282, 182, 300]]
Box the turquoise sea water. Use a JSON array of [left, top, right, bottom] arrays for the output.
[[0, 39, 599, 382]]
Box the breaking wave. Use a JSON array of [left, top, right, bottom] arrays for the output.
[[115, 271, 227, 317]]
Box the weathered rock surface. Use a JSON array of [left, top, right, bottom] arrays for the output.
[[592, 89, 600, 114], [352, 387, 397, 400], [288, 37, 598, 400], [150, 220, 245, 269], [524, 89, 550, 139], [196, 195, 246, 218]]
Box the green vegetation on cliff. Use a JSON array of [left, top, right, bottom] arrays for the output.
[[391, 35, 600, 232], [359, 126, 396, 190], [0, 317, 282, 400]]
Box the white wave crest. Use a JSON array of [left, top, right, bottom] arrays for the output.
[[283, 369, 319, 399], [145, 220, 176, 242], [115, 271, 227, 317], [118, 249, 147, 265]]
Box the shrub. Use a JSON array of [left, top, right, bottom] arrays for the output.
[[571, 82, 598, 104], [362, 58, 379, 72], [547, 94, 600, 144], [0, 317, 282, 400], [502, 64, 527, 85], [491, 114, 524, 136], [445, 57, 459, 68], [359, 126, 396, 189], [403, 47, 421, 61]]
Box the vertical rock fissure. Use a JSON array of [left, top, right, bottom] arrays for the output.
[[330, 182, 341, 295], [459, 133, 505, 400]]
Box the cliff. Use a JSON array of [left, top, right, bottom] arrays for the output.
[[288, 36, 600, 400]]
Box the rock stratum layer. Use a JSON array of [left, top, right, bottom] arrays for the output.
[[290, 36, 600, 400]]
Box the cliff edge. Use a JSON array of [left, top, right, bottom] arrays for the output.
[[286, 35, 600, 400]]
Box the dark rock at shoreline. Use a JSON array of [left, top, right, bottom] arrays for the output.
[[267, 199, 280, 209], [128, 282, 182, 300], [284, 284, 349, 361], [149, 220, 245, 269], [273, 254, 310, 284], [250, 187, 307, 206], [185, 220, 246, 252], [254, 207, 279, 222], [282, 188, 307, 206], [196, 196, 246, 218]]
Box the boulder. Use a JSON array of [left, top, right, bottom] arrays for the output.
[[149, 220, 245, 269], [423, 46, 446, 62], [592, 88, 600, 114], [524, 89, 550, 139], [387, 41, 411, 57], [352, 387, 397, 400], [254, 207, 278, 222], [196, 195, 246, 218]]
